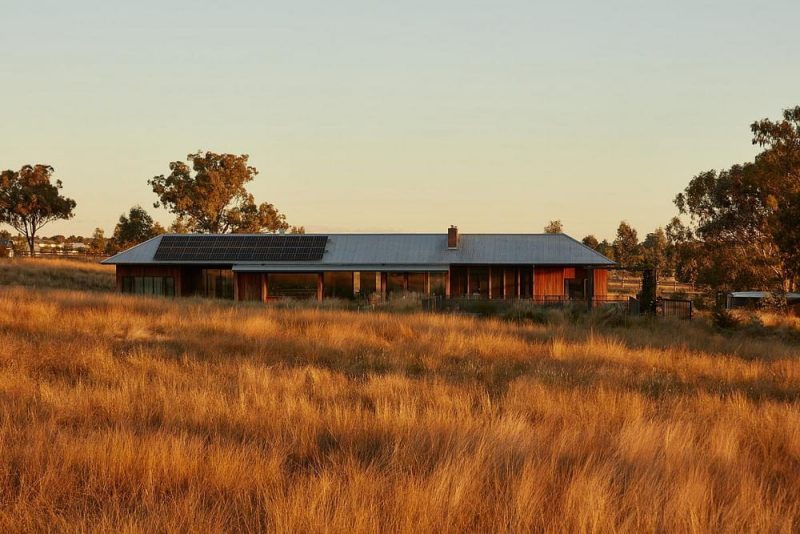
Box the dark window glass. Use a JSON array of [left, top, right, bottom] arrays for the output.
[[122, 277, 133, 293], [155, 277, 165, 296], [202, 269, 234, 299], [429, 273, 446, 296], [520, 268, 533, 298], [164, 277, 175, 297], [358, 272, 378, 297], [467, 267, 489, 298], [490, 268, 504, 299], [503, 267, 519, 298], [324, 272, 354, 299], [387, 273, 405, 294], [450, 266, 467, 297], [268, 273, 318, 299], [134, 277, 143, 294], [407, 273, 426, 294], [566, 279, 586, 300]]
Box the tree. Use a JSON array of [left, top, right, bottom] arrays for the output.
[[149, 151, 293, 234], [612, 221, 640, 268], [111, 206, 164, 252], [88, 228, 106, 255], [581, 234, 599, 249], [544, 220, 563, 234], [0, 165, 76, 255], [641, 227, 670, 276]]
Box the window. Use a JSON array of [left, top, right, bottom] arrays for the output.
[[268, 273, 318, 299], [359, 272, 378, 297], [324, 272, 354, 299], [202, 269, 234, 299], [121, 276, 176, 297], [429, 273, 446, 296], [468, 267, 489, 298], [387, 273, 405, 295], [490, 268, 504, 299], [407, 273, 426, 294]]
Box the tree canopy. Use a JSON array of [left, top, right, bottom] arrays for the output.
[[544, 220, 563, 234], [111, 206, 165, 253], [675, 105, 800, 291], [149, 151, 293, 234], [612, 221, 640, 268], [0, 165, 76, 255]]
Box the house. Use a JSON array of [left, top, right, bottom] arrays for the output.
[[102, 226, 614, 303]]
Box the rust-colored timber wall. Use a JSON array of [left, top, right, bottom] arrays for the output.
[[116, 265, 184, 296], [237, 273, 262, 302], [593, 269, 608, 298], [534, 267, 565, 298]]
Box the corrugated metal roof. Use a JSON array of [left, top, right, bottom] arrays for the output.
[[233, 264, 449, 272], [102, 233, 614, 267]]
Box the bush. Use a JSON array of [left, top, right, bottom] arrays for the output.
[[712, 306, 739, 329]]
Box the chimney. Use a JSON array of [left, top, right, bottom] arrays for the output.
[[447, 225, 459, 249]]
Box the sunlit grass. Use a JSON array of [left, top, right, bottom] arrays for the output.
[[0, 264, 799, 531]]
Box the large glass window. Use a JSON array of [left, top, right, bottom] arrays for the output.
[[324, 272, 354, 299], [121, 276, 176, 297], [467, 267, 489, 298], [268, 273, 318, 299], [450, 267, 467, 297], [490, 268, 504, 299], [429, 273, 446, 296], [202, 269, 234, 299], [387, 272, 405, 295], [407, 273, 426, 294], [358, 272, 378, 297], [503, 267, 519, 298]]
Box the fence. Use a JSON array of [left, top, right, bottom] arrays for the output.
[[657, 298, 693, 320]]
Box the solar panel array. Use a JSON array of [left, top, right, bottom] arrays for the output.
[[153, 235, 328, 262]]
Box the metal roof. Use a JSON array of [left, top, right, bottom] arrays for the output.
[[729, 291, 800, 299], [102, 233, 615, 268]]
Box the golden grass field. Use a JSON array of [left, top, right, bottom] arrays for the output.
[[0, 258, 799, 532]]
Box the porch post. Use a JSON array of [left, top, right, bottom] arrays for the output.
[[586, 266, 595, 311], [317, 273, 324, 301], [261, 273, 268, 303], [445, 269, 451, 298], [233, 272, 240, 301]]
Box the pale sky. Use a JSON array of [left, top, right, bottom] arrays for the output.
[[2, 0, 798, 240]]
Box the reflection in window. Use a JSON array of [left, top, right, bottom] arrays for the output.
[[468, 267, 489, 298], [429, 273, 446, 296], [202, 269, 234, 299], [407, 273, 426, 294], [359, 272, 378, 297], [121, 276, 176, 297], [387, 273, 405, 294], [324, 272, 354, 299], [268, 273, 318, 299]]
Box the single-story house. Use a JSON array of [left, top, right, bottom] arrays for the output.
[[102, 226, 614, 302]]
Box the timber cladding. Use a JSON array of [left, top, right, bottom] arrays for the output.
[[534, 267, 565, 298]]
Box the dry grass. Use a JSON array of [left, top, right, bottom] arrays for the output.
[[0, 266, 799, 532], [0, 257, 115, 292]]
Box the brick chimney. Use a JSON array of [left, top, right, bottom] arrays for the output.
[[447, 225, 459, 249]]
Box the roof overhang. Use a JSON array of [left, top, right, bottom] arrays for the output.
[[232, 264, 449, 273]]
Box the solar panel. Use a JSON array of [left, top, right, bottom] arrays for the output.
[[153, 235, 328, 262]]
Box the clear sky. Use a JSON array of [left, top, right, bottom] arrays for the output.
[[2, 0, 798, 240]]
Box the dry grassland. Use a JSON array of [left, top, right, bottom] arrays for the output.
[[0, 260, 799, 532]]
